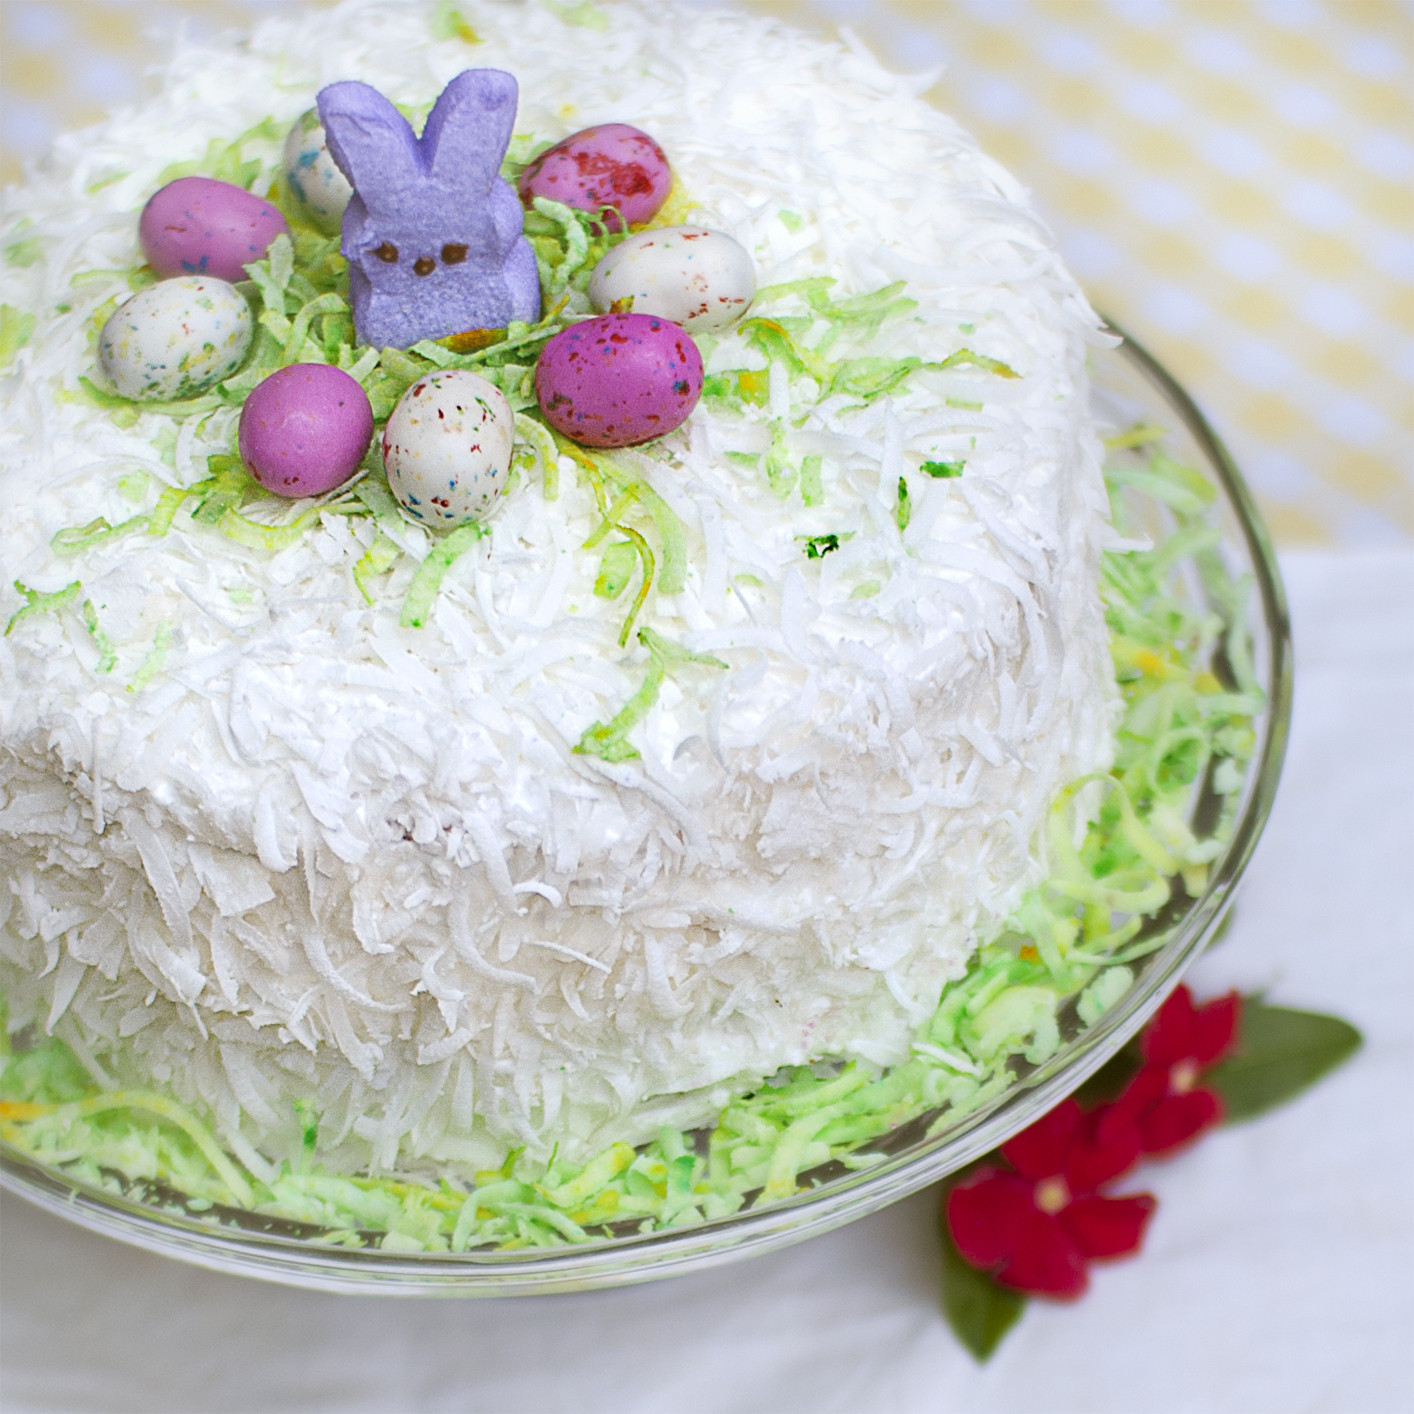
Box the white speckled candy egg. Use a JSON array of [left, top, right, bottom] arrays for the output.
[[283, 109, 353, 233], [382, 370, 515, 527], [588, 226, 755, 332], [98, 276, 253, 401]]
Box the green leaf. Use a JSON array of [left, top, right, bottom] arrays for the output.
[[1207, 1001, 1362, 1122], [921, 459, 964, 479], [939, 1200, 1026, 1361]]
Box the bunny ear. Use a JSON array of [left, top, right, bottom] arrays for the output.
[[421, 69, 518, 194], [316, 80, 423, 207]]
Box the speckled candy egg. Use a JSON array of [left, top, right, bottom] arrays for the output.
[[98, 276, 253, 400], [536, 313, 703, 448], [239, 364, 374, 498], [382, 370, 515, 527], [518, 124, 670, 231], [589, 226, 756, 332], [139, 176, 290, 283], [283, 109, 353, 233]]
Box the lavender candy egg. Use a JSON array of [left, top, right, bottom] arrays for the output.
[[589, 226, 755, 332], [518, 124, 671, 232], [282, 109, 353, 233], [140, 176, 290, 284], [239, 364, 373, 498], [382, 371, 515, 527], [98, 276, 253, 401], [536, 313, 703, 449]]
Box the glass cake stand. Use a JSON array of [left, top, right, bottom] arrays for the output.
[[0, 329, 1292, 1296]]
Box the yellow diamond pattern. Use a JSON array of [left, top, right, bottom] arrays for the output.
[[3, 0, 1410, 545]]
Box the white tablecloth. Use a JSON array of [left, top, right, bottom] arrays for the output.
[[3, 549, 1411, 1414]]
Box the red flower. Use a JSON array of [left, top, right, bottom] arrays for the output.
[[945, 1098, 1157, 1299], [1108, 985, 1242, 1157]]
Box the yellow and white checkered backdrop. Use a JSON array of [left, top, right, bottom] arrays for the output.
[[3, 0, 1411, 547]]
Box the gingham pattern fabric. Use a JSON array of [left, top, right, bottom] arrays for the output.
[[3, 0, 1410, 546]]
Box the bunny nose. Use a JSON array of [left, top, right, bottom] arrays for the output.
[[414, 256, 436, 277]]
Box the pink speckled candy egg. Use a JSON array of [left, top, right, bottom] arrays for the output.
[[518, 124, 671, 232], [239, 364, 373, 498], [536, 313, 703, 449], [140, 176, 290, 283]]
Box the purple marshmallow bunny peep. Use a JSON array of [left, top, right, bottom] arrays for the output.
[[317, 69, 540, 350]]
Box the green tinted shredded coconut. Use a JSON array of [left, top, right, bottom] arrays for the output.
[[0, 304, 36, 371], [921, 459, 964, 479], [5, 579, 81, 636], [126, 621, 172, 693], [896, 475, 912, 533], [52, 516, 147, 557], [399, 522, 486, 629], [575, 626, 726, 763], [80, 599, 117, 673]]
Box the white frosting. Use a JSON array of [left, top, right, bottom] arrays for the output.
[[0, 0, 1117, 1173]]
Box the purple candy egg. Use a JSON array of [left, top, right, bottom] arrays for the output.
[[536, 313, 703, 449], [140, 176, 290, 284], [239, 364, 374, 499], [518, 124, 671, 232]]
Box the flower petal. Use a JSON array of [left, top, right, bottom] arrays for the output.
[[1066, 1107, 1142, 1194], [1139, 1088, 1224, 1156], [1060, 1192, 1157, 1260], [1001, 1097, 1082, 1179], [1191, 991, 1242, 1066], [996, 1207, 1089, 1299], [1142, 984, 1197, 1067], [1102, 1065, 1168, 1132], [946, 1168, 1034, 1269]]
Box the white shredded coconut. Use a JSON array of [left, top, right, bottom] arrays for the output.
[[0, 0, 1118, 1174]]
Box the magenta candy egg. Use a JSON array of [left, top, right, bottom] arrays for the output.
[[518, 124, 671, 231], [536, 313, 703, 449], [140, 176, 290, 283], [239, 364, 374, 498]]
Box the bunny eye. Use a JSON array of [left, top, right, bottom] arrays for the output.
[[374, 242, 399, 263], [414, 256, 436, 277], [442, 244, 468, 265]]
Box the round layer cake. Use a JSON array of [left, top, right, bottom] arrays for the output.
[[0, 0, 1117, 1174]]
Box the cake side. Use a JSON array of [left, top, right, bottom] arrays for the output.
[[0, 0, 1117, 1172]]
